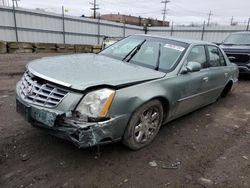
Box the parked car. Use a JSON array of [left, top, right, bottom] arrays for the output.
[[101, 36, 122, 49], [16, 34, 238, 150], [220, 31, 250, 75]]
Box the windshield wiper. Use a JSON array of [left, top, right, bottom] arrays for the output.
[[155, 43, 161, 71], [122, 39, 146, 62]]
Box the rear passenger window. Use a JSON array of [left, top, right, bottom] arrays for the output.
[[207, 46, 226, 67], [187, 46, 207, 68]]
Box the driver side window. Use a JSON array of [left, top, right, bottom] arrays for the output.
[[187, 46, 207, 69]]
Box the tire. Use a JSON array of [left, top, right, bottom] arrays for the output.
[[122, 99, 164, 150], [221, 82, 233, 98]]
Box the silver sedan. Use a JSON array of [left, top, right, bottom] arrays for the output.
[[16, 35, 239, 150]]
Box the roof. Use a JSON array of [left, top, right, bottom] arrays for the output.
[[135, 34, 215, 45], [229, 31, 250, 34]]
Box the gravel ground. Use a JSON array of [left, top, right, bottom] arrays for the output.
[[0, 53, 250, 188]]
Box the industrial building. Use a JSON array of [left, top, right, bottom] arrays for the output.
[[99, 14, 170, 27]]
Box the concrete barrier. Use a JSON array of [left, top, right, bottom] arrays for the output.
[[34, 43, 57, 53], [0, 41, 7, 54], [56, 44, 75, 53], [7, 42, 33, 53], [92, 45, 102, 54], [74, 44, 93, 53], [3, 41, 101, 54]]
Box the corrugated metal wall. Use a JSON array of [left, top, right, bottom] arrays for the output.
[[147, 25, 248, 42], [0, 6, 144, 44], [0, 6, 249, 44]]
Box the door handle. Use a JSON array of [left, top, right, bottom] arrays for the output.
[[224, 73, 228, 77], [203, 77, 209, 82]]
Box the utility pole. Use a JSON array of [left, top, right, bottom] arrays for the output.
[[11, 0, 18, 7], [230, 16, 234, 26], [207, 10, 212, 27], [62, 6, 66, 44], [12, 0, 18, 41], [161, 0, 170, 26], [246, 18, 250, 31], [90, 0, 99, 19]]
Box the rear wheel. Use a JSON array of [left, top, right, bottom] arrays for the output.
[[221, 81, 233, 98], [122, 100, 163, 150]]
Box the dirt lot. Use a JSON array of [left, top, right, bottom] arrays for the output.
[[0, 53, 250, 188]]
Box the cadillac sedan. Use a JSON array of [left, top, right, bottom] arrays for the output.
[[16, 35, 238, 150]]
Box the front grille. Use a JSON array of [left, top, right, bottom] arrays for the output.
[[226, 53, 250, 64], [19, 71, 69, 108]]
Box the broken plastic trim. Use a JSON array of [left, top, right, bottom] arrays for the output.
[[73, 110, 111, 122], [56, 112, 110, 129], [88, 116, 110, 122], [32, 112, 128, 148]]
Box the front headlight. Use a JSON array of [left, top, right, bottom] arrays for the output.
[[75, 88, 115, 118]]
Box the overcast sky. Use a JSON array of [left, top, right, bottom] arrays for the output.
[[15, 0, 250, 25]]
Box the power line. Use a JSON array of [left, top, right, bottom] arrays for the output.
[[170, 3, 207, 15], [90, 0, 99, 19]]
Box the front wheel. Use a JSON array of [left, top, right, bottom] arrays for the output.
[[122, 100, 163, 150]]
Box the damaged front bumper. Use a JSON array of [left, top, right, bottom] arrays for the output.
[[16, 97, 129, 148]]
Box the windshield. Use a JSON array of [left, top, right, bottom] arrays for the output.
[[99, 36, 189, 72], [223, 33, 250, 45]]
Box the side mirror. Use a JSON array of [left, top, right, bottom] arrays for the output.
[[213, 42, 221, 46], [181, 61, 201, 74]]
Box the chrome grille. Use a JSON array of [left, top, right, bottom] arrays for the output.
[[19, 71, 68, 108], [226, 53, 250, 64]]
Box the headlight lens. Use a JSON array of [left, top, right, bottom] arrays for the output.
[[75, 88, 115, 118]]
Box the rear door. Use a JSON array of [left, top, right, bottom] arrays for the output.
[[205, 45, 230, 100]]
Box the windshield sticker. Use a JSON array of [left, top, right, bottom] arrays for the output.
[[164, 44, 185, 52]]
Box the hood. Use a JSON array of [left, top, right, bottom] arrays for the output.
[[220, 44, 250, 53], [27, 54, 165, 91]]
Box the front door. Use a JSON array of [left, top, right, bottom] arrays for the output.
[[173, 45, 210, 117]]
